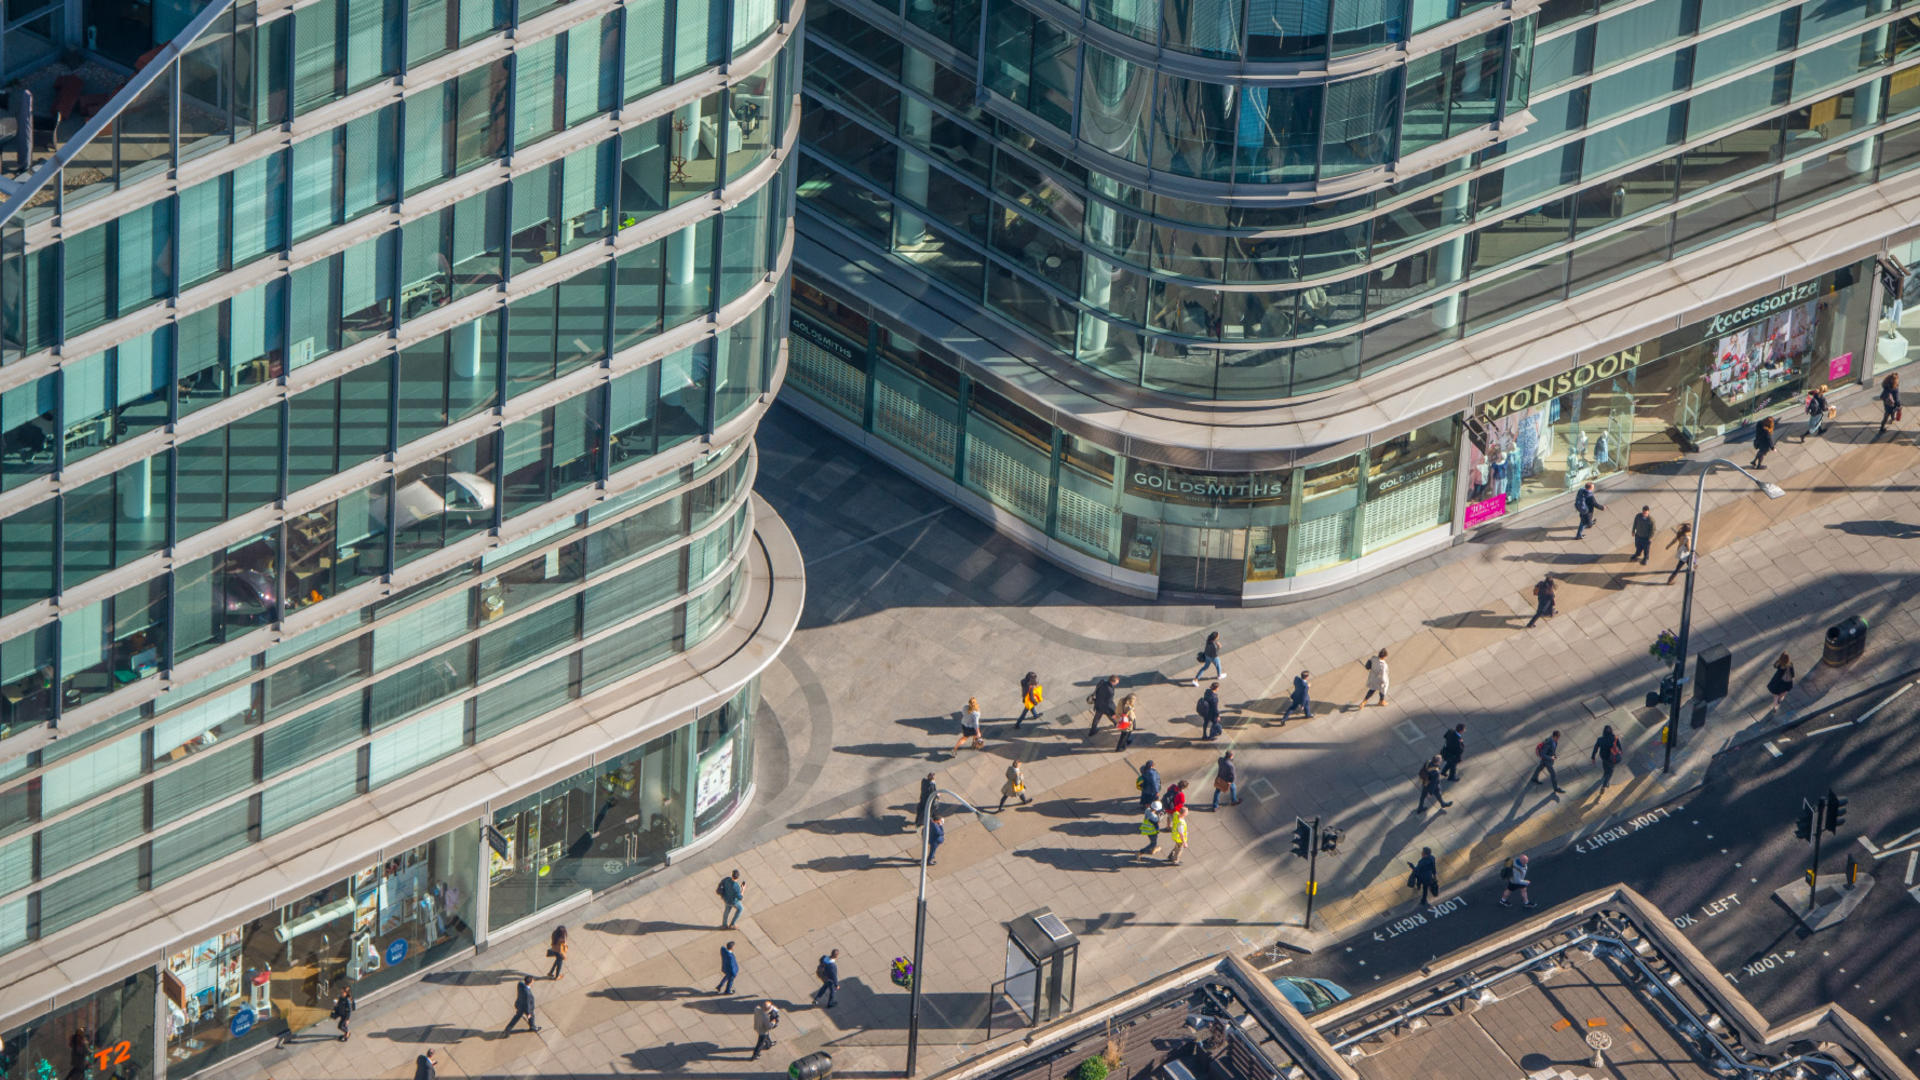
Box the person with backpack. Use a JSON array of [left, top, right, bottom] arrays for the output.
[[1804, 384, 1830, 441], [1498, 854, 1533, 908], [1531, 732, 1565, 793], [1279, 670, 1312, 722], [1408, 847, 1439, 907], [1572, 482, 1603, 539], [1881, 372, 1902, 435], [1416, 756, 1451, 812], [1191, 631, 1223, 685], [1361, 649, 1389, 707], [1137, 761, 1161, 811], [1591, 725, 1623, 792], [1440, 723, 1466, 781], [717, 869, 745, 928], [330, 986, 355, 1042], [1087, 675, 1121, 737], [751, 1001, 781, 1059], [811, 949, 841, 1008], [1164, 779, 1189, 817], [1196, 682, 1222, 740], [1526, 576, 1556, 628], [1015, 672, 1043, 728]]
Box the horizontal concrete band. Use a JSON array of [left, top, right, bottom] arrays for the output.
[[796, 163, 1920, 472], [0, 494, 806, 1035]]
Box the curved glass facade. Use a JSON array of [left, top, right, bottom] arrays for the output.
[[799, 0, 1920, 399], [0, 0, 803, 1055]]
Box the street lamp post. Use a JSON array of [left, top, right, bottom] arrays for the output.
[[1663, 458, 1785, 774], [905, 788, 1000, 1078]]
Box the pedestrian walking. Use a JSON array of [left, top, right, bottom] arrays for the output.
[[1416, 756, 1452, 812], [1137, 760, 1161, 810], [1664, 524, 1694, 585], [953, 696, 985, 751], [1361, 649, 1390, 707], [331, 986, 354, 1042], [1768, 652, 1796, 710], [1115, 693, 1140, 751], [1279, 670, 1312, 722], [717, 869, 745, 928], [1573, 482, 1604, 539], [998, 760, 1031, 810], [1630, 506, 1654, 564], [545, 925, 568, 980], [1137, 801, 1164, 857], [811, 949, 841, 1008], [1531, 731, 1565, 793], [1015, 672, 1043, 728], [1497, 854, 1534, 908], [503, 975, 539, 1033], [1526, 576, 1557, 628], [1195, 682, 1222, 740], [1440, 722, 1465, 780], [914, 773, 937, 829], [1165, 779, 1189, 816], [1749, 415, 1777, 469], [1087, 675, 1120, 737], [1881, 372, 1902, 435], [414, 1051, 437, 1080], [1408, 847, 1440, 906], [1166, 809, 1190, 864], [1591, 724, 1622, 791], [1804, 384, 1830, 441], [927, 815, 945, 865], [751, 1001, 780, 1059], [716, 941, 740, 994], [1211, 751, 1239, 809], [1191, 631, 1223, 684]]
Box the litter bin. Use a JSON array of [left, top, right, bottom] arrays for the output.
[[1823, 616, 1868, 666], [789, 1051, 833, 1080]]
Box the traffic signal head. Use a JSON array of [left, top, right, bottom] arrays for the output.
[[1319, 827, 1342, 854], [1290, 819, 1313, 860], [1824, 790, 1848, 834], [1795, 800, 1815, 841]]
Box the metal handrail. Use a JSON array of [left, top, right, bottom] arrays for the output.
[[0, 0, 240, 229]]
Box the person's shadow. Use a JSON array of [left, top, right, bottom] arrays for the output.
[[1827, 520, 1920, 539]]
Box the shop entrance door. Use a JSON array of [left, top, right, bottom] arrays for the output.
[[1158, 526, 1244, 596]]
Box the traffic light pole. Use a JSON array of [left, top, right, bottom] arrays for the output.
[[1303, 816, 1321, 930], [1807, 795, 1825, 914]]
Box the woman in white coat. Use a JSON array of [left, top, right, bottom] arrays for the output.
[[1361, 648, 1390, 707]]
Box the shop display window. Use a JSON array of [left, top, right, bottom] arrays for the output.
[[162, 826, 477, 1076], [1362, 420, 1456, 553], [0, 972, 153, 1080]]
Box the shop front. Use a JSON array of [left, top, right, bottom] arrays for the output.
[[1465, 262, 1872, 527], [162, 827, 480, 1076], [1, 972, 154, 1080]]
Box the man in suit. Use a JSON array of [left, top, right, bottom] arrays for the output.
[[716, 941, 740, 995], [811, 948, 841, 1008], [504, 974, 539, 1033], [1087, 675, 1120, 736], [413, 1051, 437, 1080], [1441, 723, 1466, 781]]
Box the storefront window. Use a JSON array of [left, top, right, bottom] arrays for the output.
[[694, 679, 756, 835], [963, 384, 1053, 528], [1055, 435, 1120, 561], [162, 827, 478, 1075], [1466, 350, 1638, 524], [1877, 238, 1920, 373], [1, 972, 153, 1080], [1292, 455, 1359, 574], [488, 726, 688, 931], [1362, 420, 1456, 552]]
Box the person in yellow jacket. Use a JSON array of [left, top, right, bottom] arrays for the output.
[[1167, 809, 1190, 864], [1137, 801, 1163, 857], [1016, 672, 1043, 729]]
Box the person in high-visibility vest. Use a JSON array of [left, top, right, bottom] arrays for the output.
[[1167, 809, 1190, 864], [1137, 801, 1163, 857]]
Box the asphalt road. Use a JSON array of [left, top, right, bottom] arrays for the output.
[[1282, 669, 1920, 1058]]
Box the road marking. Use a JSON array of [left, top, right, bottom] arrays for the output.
[[1394, 720, 1424, 744], [1905, 851, 1916, 887], [1764, 741, 1784, 758], [1854, 681, 1915, 725], [1861, 837, 1880, 854], [809, 506, 948, 562], [1804, 721, 1853, 738]]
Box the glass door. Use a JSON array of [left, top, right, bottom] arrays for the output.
[[1158, 525, 1245, 596]]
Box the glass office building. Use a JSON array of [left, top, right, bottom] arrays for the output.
[[788, 0, 1920, 598], [0, 0, 804, 1072]]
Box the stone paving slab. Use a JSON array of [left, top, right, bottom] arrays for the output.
[[198, 399, 1920, 1080]]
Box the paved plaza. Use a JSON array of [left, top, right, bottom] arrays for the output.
[[209, 390, 1920, 1080]]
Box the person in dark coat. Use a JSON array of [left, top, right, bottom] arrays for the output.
[[504, 975, 539, 1033], [1768, 652, 1796, 710], [1416, 756, 1451, 812], [1440, 723, 1466, 781], [1882, 372, 1902, 435], [1087, 675, 1121, 736], [1573, 482, 1603, 539], [1526, 576, 1556, 628], [1532, 731, 1565, 793], [1137, 761, 1161, 810], [1410, 847, 1440, 906], [1210, 751, 1238, 810], [811, 949, 840, 1008], [716, 941, 740, 994], [1279, 670, 1312, 722], [1804, 384, 1830, 441], [1196, 682, 1222, 740], [414, 1051, 437, 1080], [545, 925, 568, 980], [1016, 671, 1042, 728], [927, 816, 945, 866], [331, 986, 355, 1042], [1630, 506, 1655, 564], [913, 773, 937, 830], [1591, 724, 1622, 791], [1749, 415, 1777, 468]]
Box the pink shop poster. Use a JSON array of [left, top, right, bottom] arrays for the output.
[[1829, 353, 1853, 382], [1463, 494, 1508, 528]]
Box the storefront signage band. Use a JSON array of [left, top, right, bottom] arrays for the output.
[[791, 316, 858, 363], [1128, 473, 1291, 499], [1478, 346, 1646, 419], [1703, 280, 1821, 338]]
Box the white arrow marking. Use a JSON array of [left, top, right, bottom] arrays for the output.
[[1907, 851, 1916, 887], [1764, 741, 1784, 758]]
